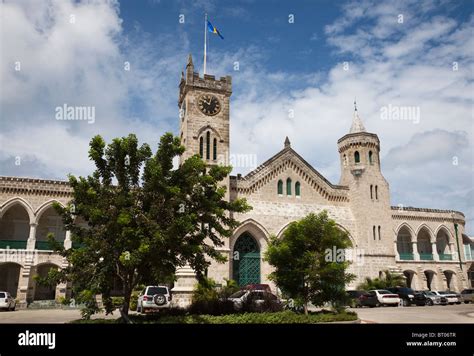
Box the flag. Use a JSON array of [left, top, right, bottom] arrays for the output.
[[207, 20, 224, 39]]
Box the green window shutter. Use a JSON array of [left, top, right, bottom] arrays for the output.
[[277, 180, 283, 194], [286, 178, 292, 195], [295, 181, 300, 196]]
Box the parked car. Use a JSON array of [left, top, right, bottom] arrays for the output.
[[412, 291, 428, 306], [437, 291, 459, 305], [416, 290, 446, 305], [0, 291, 16, 311], [355, 291, 378, 308], [136, 285, 171, 313], [228, 289, 281, 311], [387, 287, 415, 306], [371, 289, 400, 306], [243, 284, 272, 293], [346, 290, 366, 307], [430, 291, 450, 305], [460, 289, 474, 304]]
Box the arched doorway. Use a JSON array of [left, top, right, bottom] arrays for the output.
[[0, 263, 21, 297], [444, 270, 456, 291], [403, 270, 416, 289], [232, 232, 260, 286], [424, 270, 436, 290], [0, 204, 30, 249], [34, 264, 58, 301], [417, 227, 433, 260], [36, 206, 66, 250], [397, 226, 414, 260]]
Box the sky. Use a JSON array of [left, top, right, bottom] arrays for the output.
[[0, 0, 473, 232]]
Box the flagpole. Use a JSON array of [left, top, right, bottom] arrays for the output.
[[204, 13, 207, 75]]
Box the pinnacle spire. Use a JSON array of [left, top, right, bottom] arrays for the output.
[[350, 100, 366, 134], [284, 136, 291, 148], [187, 53, 193, 67]]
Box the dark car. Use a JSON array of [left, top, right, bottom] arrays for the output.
[[412, 291, 428, 306], [355, 291, 378, 308], [387, 287, 415, 306], [243, 284, 272, 293], [346, 290, 366, 307]]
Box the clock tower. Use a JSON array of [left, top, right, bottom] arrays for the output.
[[178, 54, 232, 167]]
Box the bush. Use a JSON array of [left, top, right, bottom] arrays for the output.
[[111, 297, 124, 310], [130, 291, 139, 312], [189, 278, 239, 315], [127, 310, 357, 324]]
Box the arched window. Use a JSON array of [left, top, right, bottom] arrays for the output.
[[373, 226, 376, 240], [199, 137, 204, 158], [295, 181, 301, 196], [369, 151, 373, 164], [378, 226, 381, 240], [343, 154, 347, 166], [206, 131, 210, 160], [354, 151, 360, 164], [277, 180, 283, 195], [213, 138, 217, 160], [286, 178, 292, 195], [370, 185, 373, 199], [375, 185, 378, 200]]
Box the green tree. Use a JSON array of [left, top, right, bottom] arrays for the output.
[[357, 270, 406, 291], [265, 211, 354, 314], [47, 133, 250, 318]]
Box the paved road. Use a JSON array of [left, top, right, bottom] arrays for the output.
[[351, 303, 474, 323], [0, 304, 473, 323], [0, 309, 119, 324]]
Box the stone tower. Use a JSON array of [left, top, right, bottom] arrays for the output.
[[337, 104, 396, 280], [178, 54, 232, 167], [172, 55, 233, 307]]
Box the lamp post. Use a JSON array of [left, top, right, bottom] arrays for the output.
[[451, 212, 463, 271]]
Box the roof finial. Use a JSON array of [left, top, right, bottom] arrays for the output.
[[284, 136, 291, 148], [187, 53, 193, 67], [349, 100, 366, 134]]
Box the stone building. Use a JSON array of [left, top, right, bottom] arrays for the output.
[[1, 55, 473, 306]]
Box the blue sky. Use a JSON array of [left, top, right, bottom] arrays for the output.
[[1, 0, 473, 232]]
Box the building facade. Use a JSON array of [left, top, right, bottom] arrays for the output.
[[1, 55, 473, 307]]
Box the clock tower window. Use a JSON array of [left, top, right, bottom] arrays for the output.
[[199, 137, 204, 158], [206, 131, 211, 160], [213, 138, 217, 160]]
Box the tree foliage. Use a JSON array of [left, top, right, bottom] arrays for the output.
[[357, 270, 406, 291], [47, 133, 250, 318], [265, 211, 354, 314]]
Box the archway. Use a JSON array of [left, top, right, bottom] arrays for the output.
[[436, 228, 451, 260], [0, 263, 21, 297], [417, 227, 433, 260], [232, 232, 260, 286], [403, 270, 416, 289], [36, 206, 66, 250], [0, 204, 30, 249], [397, 226, 414, 260], [443, 270, 456, 291], [33, 264, 58, 301], [424, 270, 436, 290]]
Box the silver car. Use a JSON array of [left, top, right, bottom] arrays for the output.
[[460, 289, 474, 304], [0, 291, 16, 311], [136, 286, 171, 313]]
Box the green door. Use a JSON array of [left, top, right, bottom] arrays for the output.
[[233, 232, 260, 286]]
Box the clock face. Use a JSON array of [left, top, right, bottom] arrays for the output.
[[198, 94, 221, 116]]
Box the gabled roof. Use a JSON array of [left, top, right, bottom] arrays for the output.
[[233, 140, 349, 200]]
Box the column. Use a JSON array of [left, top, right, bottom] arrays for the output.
[[393, 240, 399, 260], [412, 241, 420, 260], [171, 265, 198, 308], [26, 223, 37, 250], [431, 241, 439, 261], [449, 242, 456, 260]]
